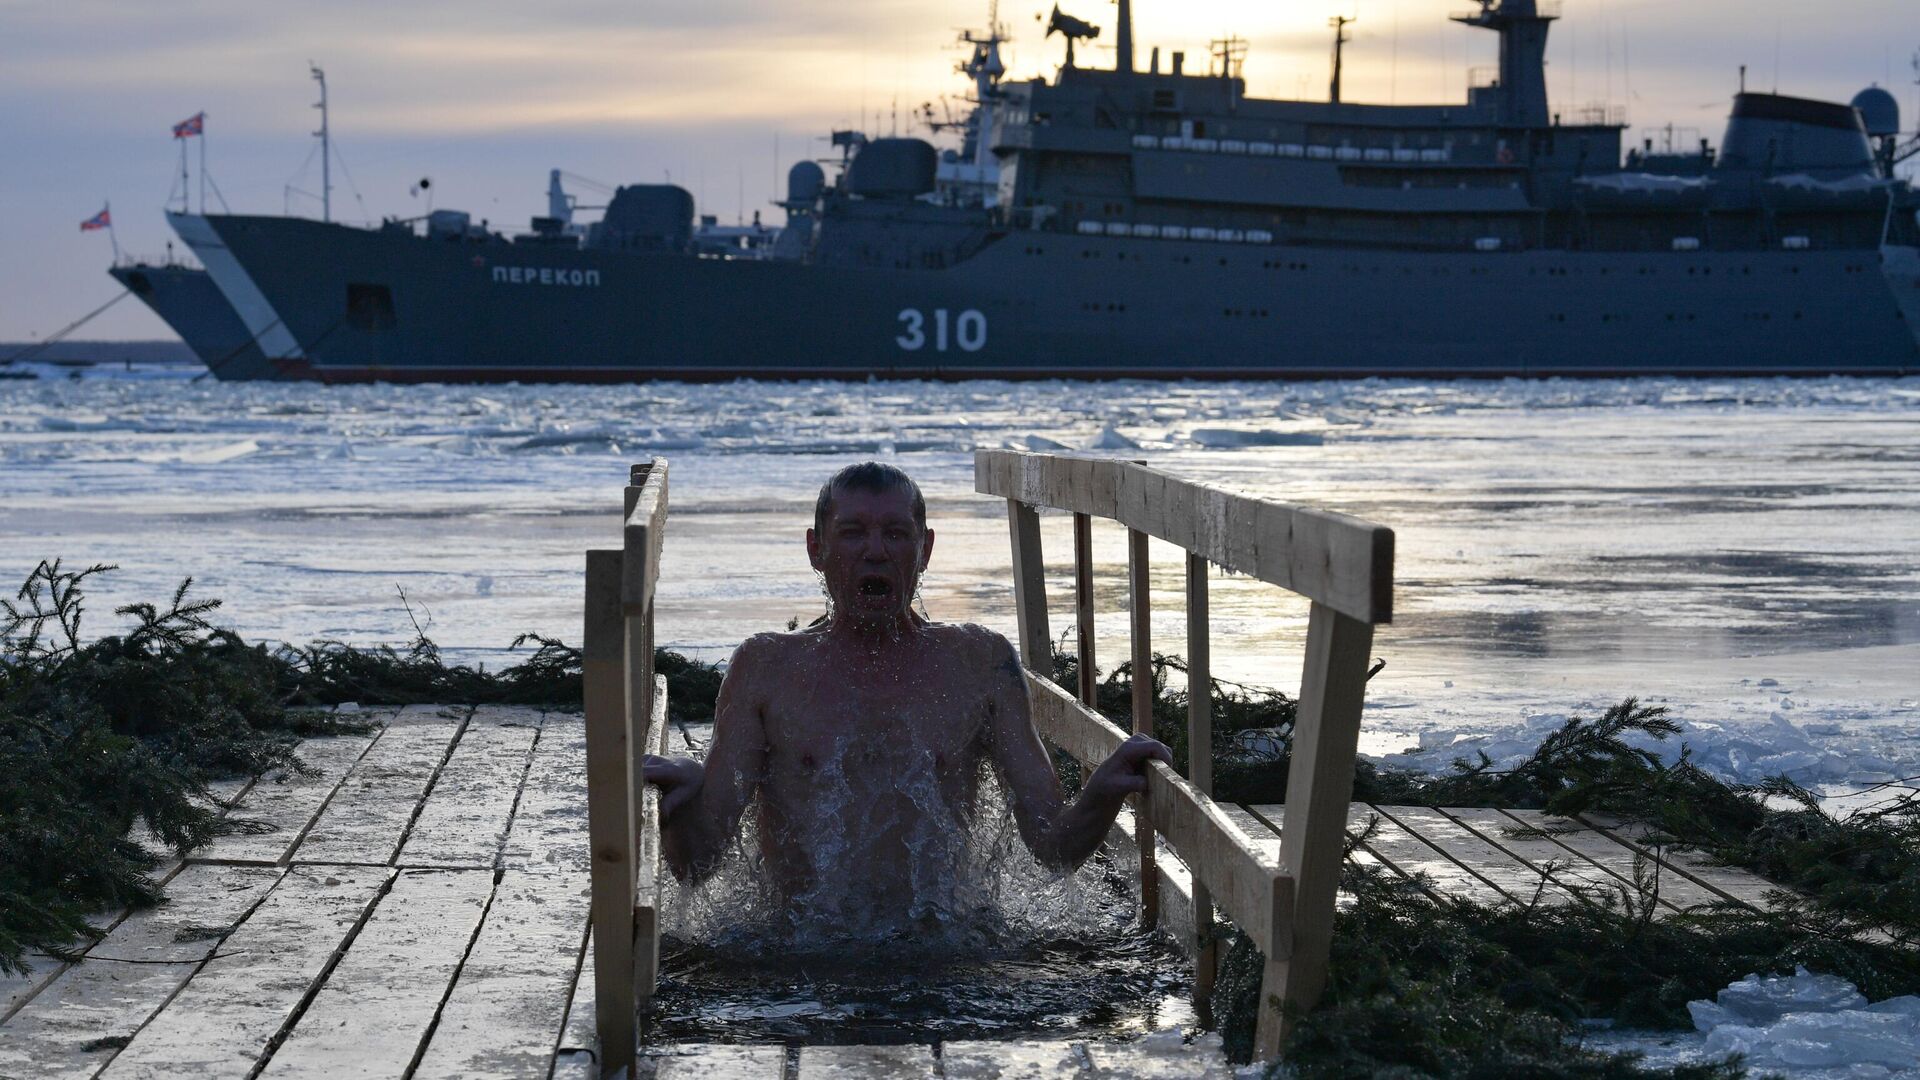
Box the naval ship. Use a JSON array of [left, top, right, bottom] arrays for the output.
[[108, 257, 272, 378], [167, 0, 1920, 381]]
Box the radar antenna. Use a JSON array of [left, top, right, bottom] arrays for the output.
[[1893, 49, 1920, 168], [959, 3, 1008, 93], [1329, 15, 1355, 103], [955, 1, 1011, 185], [1045, 6, 1101, 69], [1209, 34, 1248, 80]]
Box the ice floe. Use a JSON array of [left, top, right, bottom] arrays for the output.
[[1187, 426, 1325, 448], [1592, 968, 1920, 1078]]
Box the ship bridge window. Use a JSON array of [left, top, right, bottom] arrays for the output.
[[346, 283, 397, 331]]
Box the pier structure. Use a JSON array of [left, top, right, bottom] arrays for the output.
[[0, 456, 1794, 1078]]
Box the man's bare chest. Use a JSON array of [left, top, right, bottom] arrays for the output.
[[760, 681, 985, 781]]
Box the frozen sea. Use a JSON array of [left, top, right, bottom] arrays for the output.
[[4, 367, 1918, 793]]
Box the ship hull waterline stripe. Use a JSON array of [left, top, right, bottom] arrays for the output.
[[275, 362, 1919, 384]]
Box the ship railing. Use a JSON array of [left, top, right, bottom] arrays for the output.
[[112, 253, 205, 271], [1134, 132, 1454, 163], [582, 459, 669, 1079], [977, 450, 1394, 1061]]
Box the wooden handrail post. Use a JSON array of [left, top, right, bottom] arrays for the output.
[[1186, 552, 1216, 1012], [582, 549, 637, 1078], [1073, 512, 1096, 706], [1007, 499, 1051, 673], [1257, 601, 1376, 1059], [635, 675, 670, 1008], [624, 599, 652, 858], [1127, 527, 1158, 928], [976, 450, 1393, 1065]]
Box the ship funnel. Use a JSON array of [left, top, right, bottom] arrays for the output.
[[547, 169, 571, 225]]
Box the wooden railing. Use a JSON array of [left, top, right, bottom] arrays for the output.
[[582, 460, 670, 1079], [977, 449, 1394, 1061]]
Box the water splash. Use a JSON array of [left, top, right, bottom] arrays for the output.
[[654, 759, 1191, 1043]]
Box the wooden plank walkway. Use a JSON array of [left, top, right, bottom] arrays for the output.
[[1238, 803, 1782, 916], [1, 710, 1795, 1079]]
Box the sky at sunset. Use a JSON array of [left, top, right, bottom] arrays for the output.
[[3, 0, 1916, 343]]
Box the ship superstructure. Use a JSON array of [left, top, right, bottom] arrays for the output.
[[168, 0, 1920, 380]]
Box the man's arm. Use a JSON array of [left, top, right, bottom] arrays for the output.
[[978, 630, 1172, 870], [642, 635, 774, 882]]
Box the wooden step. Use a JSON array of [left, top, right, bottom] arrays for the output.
[[258, 869, 495, 1079], [295, 706, 469, 866], [410, 871, 590, 1079], [1340, 803, 1501, 907], [397, 707, 543, 868], [0, 864, 284, 1079], [1372, 805, 1563, 907], [1578, 812, 1782, 910], [1083, 1037, 1235, 1078], [644, 1045, 786, 1078], [942, 1041, 1088, 1079], [498, 712, 591, 875], [1499, 809, 1726, 912], [1442, 808, 1656, 911], [192, 723, 387, 865], [98, 865, 393, 1080], [796, 1044, 936, 1078]]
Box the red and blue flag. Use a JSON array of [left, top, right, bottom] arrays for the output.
[[80, 206, 111, 231], [172, 111, 204, 138]]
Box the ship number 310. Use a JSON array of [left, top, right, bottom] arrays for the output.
[[896, 308, 986, 352]]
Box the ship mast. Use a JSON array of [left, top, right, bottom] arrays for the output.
[[1329, 15, 1355, 104], [1451, 0, 1556, 127], [310, 64, 332, 224], [961, 2, 1008, 178]]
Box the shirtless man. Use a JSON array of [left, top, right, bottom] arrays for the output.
[[641, 462, 1170, 924]]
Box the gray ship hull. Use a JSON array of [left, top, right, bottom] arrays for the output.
[[188, 213, 1920, 381], [107, 262, 273, 379]]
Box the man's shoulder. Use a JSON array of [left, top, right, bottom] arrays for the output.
[[727, 630, 816, 674], [926, 621, 1019, 664]]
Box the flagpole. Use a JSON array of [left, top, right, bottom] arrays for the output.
[[106, 200, 121, 262], [198, 119, 207, 213], [179, 138, 190, 213]]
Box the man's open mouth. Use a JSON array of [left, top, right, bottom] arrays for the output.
[[857, 575, 894, 599]]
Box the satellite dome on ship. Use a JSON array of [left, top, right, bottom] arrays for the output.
[[786, 160, 827, 206], [844, 138, 937, 198], [1851, 86, 1900, 139]]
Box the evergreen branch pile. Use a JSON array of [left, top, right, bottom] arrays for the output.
[[0, 561, 721, 977], [0, 560, 364, 975]]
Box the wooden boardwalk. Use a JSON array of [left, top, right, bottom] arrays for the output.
[[0, 708, 1783, 1079], [1232, 804, 1782, 915]]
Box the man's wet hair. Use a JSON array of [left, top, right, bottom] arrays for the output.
[[814, 462, 926, 535]]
